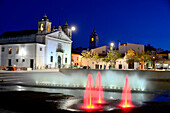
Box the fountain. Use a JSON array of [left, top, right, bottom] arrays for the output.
[[81, 74, 96, 110], [94, 71, 106, 104], [119, 74, 134, 108]]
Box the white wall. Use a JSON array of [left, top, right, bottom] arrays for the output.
[[36, 44, 46, 69], [0, 44, 36, 68], [119, 43, 144, 54], [91, 46, 108, 55], [46, 37, 72, 68]]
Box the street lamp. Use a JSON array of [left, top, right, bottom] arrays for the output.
[[110, 42, 114, 50], [71, 26, 76, 31], [153, 56, 155, 70]]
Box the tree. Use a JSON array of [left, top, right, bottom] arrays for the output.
[[106, 50, 121, 67], [81, 49, 93, 68], [141, 51, 154, 69], [92, 52, 100, 64], [126, 50, 154, 69], [102, 56, 110, 68], [81, 49, 92, 59]]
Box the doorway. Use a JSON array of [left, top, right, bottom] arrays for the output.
[[119, 64, 122, 69], [128, 62, 134, 69], [58, 56, 61, 68], [8, 59, 11, 66], [30, 59, 34, 69]]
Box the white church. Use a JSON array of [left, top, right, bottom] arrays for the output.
[[0, 14, 72, 69]]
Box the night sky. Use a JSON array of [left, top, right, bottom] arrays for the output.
[[0, 0, 170, 50]]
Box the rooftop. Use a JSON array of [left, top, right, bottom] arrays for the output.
[[0, 29, 38, 38]]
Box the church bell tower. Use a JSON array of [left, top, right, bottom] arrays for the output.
[[89, 28, 99, 49], [38, 14, 52, 34], [62, 21, 72, 39]]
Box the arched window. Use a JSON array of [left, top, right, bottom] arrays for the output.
[[47, 24, 50, 31], [91, 38, 94, 41], [40, 24, 44, 31]]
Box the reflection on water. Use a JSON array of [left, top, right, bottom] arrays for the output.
[[1, 85, 155, 104]]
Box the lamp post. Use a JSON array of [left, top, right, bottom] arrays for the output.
[[110, 42, 114, 50], [70, 26, 76, 68], [153, 56, 155, 71]]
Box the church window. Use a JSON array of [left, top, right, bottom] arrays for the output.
[[40, 47, 42, 51], [16, 47, 19, 54], [1, 47, 4, 52], [22, 59, 25, 62], [51, 56, 53, 62], [58, 43, 62, 49], [65, 58, 67, 64], [91, 38, 94, 41], [47, 24, 50, 31], [40, 24, 44, 31], [9, 48, 12, 54]]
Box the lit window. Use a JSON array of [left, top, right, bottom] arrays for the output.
[[47, 24, 50, 31], [1, 47, 4, 52], [9, 48, 12, 54], [65, 58, 67, 64], [91, 38, 94, 41], [40, 24, 44, 31], [16, 47, 19, 54]]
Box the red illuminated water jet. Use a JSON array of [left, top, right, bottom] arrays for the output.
[[119, 74, 134, 108], [82, 74, 95, 110], [95, 71, 106, 104]]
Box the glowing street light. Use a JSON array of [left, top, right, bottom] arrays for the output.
[[71, 26, 76, 31], [110, 42, 114, 50]]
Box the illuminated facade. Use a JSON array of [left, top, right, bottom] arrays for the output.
[[71, 53, 83, 67], [0, 14, 72, 69]]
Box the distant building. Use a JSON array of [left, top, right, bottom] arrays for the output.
[[0, 14, 72, 69], [71, 53, 83, 67], [155, 51, 170, 69], [91, 46, 110, 56], [118, 42, 144, 55], [145, 44, 156, 55], [72, 47, 87, 55], [89, 29, 99, 49]]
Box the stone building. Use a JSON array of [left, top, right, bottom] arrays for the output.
[[0, 14, 72, 69]]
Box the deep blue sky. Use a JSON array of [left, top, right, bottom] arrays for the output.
[[0, 0, 170, 50]]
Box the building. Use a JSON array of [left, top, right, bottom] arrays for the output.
[[145, 44, 157, 55], [155, 51, 170, 69], [0, 14, 72, 69], [91, 46, 110, 56], [89, 29, 99, 49], [118, 42, 144, 55], [71, 53, 83, 68], [115, 48, 140, 70]]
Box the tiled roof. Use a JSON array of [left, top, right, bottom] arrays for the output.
[[0, 29, 38, 38]]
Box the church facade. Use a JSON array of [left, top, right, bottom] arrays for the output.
[[0, 14, 72, 69]]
